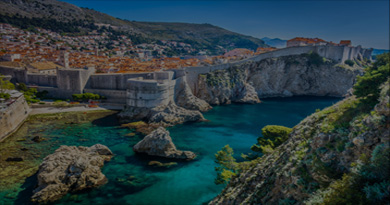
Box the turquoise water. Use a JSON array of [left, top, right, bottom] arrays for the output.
[[1, 96, 340, 205]]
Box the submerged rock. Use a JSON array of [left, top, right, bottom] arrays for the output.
[[5, 157, 23, 162], [133, 127, 196, 160], [121, 121, 159, 135], [31, 136, 46, 143], [31, 144, 113, 203], [148, 161, 178, 168]]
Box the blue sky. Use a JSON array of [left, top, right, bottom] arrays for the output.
[[62, 0, 389, 49]]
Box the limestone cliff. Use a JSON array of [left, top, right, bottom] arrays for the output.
[[196, 66, 261, 105], [196, 54, 363, 105], [211, 80, 389, 204], [175, 77, 212, 112]]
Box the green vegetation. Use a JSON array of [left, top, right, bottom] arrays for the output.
[[251, 125, 292, 154], [308, 144, 390, 204], [0, 75, 15, 98], [0, 14, 95, 34], [72, 93, 105, 101], [344, 59, 355, 66], [305, 52, 326, 66], [0, 0, 268, 54], [214, 145, 238, 185], [353, 53, 390, 105], [16, 83, 41, 103], [0, 93, 10, 100]]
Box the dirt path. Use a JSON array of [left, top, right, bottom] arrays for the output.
[[30, 104, 125, 115]]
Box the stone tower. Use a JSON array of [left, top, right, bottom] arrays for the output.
[[60, 51, 69, 69]]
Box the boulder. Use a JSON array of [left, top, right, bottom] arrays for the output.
[[133, 127, 196, 160], [31, 144, 113, 203]]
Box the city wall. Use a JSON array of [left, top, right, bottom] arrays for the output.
[[0, 45, 372, 106], [0, 95, 31, 142]]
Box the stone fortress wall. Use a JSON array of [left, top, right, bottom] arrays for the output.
[[0, 45, 372, 106], [0, 93, 31, 142], [126, 71, 175, 108]]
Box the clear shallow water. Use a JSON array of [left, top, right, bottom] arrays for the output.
[[0, 96, 340, 205]]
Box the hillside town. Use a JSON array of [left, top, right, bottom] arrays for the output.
[[0, 23, 276, 73]]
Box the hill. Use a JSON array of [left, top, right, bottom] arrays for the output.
[[0, 0, 268, 54], [261, 37, 287, 48]]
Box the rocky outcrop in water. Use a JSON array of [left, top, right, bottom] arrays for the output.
[[133, 127, 196, 160], [31, 144, 113, 203], [118, 101, 205, 127], [196, 55, 363, 104], [210, 79, 389, 204]]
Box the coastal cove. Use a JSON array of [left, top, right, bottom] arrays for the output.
[[0, 96, 340, 205]]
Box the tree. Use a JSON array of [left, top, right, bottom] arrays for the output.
[[215, 145, 237, 185], [353, 53, 389, 105], [0, 75, 15, 93], [251, 125, 292, 153]]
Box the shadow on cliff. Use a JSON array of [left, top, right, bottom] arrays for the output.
[[91, 113, 120, 127], [14, 172, 38, 205]]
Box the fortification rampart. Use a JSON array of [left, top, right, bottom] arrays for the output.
[[27, 73, 57, 87], [0, 65, 27, 84], [126, 71, 175, 108], [0, 94, 30, 142], [85, 73, 152, 90]]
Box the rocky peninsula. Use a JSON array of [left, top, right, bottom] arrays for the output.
[[31, 144, 113, 203]]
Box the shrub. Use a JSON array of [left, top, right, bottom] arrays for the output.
[[72, 93, 101, 101], [322, 174, 367, 204], [36, 90, 49, 99], [344, 59, 355, 66], [0, 92, 10, 100], [16, 83, 28, 92], [251, 125, 292, 153], [307, 52, 324, 66]]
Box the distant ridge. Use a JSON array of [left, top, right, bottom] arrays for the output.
[[0, 0, 268, 54], [261, 37, 287, 48]]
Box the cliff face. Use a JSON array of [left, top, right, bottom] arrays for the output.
[[195, 55, 363, 105], [211, 80, 389, 204]]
